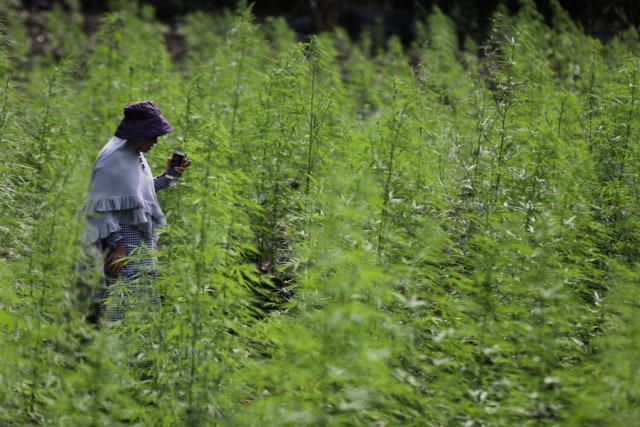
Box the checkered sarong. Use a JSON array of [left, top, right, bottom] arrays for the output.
[[102, 224, 160, 321], [101, 224, 161, 372]]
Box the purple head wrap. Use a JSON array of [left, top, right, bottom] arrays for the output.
[[114, 100, 174, 141]]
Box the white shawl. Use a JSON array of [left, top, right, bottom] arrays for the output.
[[81, 136, 166, 248]]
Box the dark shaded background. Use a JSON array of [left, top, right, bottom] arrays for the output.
[[23, 0, 640, 45]]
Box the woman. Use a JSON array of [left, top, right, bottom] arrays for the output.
[[81, 100, 191, 323]]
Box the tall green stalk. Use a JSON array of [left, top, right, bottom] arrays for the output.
[[23, 65, 65, 414], [305, 52, 318, 196], [491, 32, 520, 207], [375, 93, 409, 258], [225, 5, 259, 164], [584, 47, 601, 154]]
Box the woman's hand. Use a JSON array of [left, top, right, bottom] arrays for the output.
[[166, 156, 192, 178], [105, 241, 126, 278]]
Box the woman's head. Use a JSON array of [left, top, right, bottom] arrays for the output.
[[114, 100, 173, 142]]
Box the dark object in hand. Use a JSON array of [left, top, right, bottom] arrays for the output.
[[167, 150, 186, 179]]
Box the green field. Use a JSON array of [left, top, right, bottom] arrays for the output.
[[1, 1, 639, 425]]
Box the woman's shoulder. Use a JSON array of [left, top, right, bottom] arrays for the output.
[[95, 137, 136, 165]]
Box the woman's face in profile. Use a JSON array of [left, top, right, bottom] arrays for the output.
[[137, 137, 158, 153]]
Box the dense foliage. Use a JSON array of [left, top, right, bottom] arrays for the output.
[[1, 0, 639, 425]]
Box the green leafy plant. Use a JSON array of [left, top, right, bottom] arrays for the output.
[[2, 3, 640, 426]]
